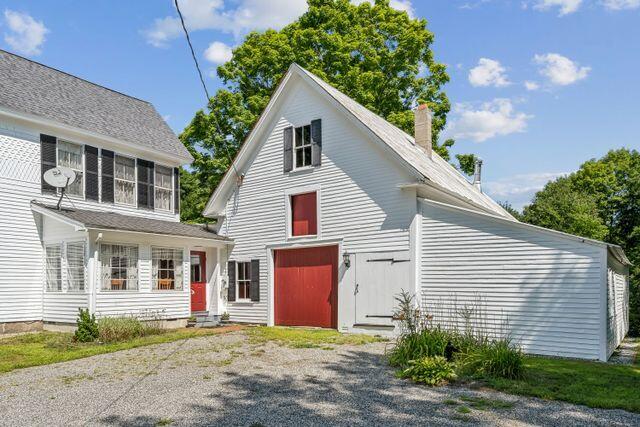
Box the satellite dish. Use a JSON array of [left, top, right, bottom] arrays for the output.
[[43, 167, 76, 188]]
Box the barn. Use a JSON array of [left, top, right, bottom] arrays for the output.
[[203, 64, 630, 361]]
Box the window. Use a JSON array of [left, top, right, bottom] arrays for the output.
[[291, 192, 317, 236], [236, 261, 251, 300], [152, 247, 183, 290], [114, 155, 136, 205], [155, 165, 173, 211], [294, 125, 312, 169], [45, 244, 62, 291], [190, 254, 202, 282], [66, 242, 85, 291], [57, 140, 83, 197], [100, 244, 138, 290]]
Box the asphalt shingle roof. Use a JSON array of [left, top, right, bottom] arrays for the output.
[[33, 202, 226, 241], [0, 49, 192, 161]]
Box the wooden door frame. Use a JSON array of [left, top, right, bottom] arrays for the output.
[[190, 250, 207, 312], [265, 238, 343, 327]]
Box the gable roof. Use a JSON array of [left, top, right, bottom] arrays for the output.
[[204, 64, 513, 219], [32, 202, 227, 241], [0, 49, 192, 162]]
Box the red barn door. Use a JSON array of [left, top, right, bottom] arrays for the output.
[[274, 245, 338, 328]]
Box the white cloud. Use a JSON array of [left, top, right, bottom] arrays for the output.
[[3, 10, 48, 56], [143, 0, 307, 47], [468, 58, 510, 87], [351, 0, 415, 17], [484, 171, 570, 210], [534, 53, 590, 86], [204, 41, 233, 64], [447, 99, 533, 142], [524, 80, 540, 91], [533, 0, 582, 15], [602, 0, 640, 10]]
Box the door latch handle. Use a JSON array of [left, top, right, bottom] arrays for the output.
[[354, 283, 359, 295]]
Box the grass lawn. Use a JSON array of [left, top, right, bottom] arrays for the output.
[[482, 356, 640, 413], [0, 326, 240, 374], [247, 326, 386, 349]]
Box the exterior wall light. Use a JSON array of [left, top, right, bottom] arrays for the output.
[[343, 252, 351, 268]]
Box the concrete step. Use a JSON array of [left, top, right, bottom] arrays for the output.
[[195, 321, 220, 328]]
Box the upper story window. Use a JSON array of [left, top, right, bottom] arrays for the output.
[[294, 125, 312, 169], [57, 140, 83, 197], [291, 192, 317, 236], [114, 155, 136, 206], [155, 165, 173, 211]]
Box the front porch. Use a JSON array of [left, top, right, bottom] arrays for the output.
[[31, 202, 231, 325]]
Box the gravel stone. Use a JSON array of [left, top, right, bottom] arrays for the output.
[[0, 331, 638, 426]]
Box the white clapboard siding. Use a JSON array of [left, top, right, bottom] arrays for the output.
[[420, 200, 606, 360], [0, 131, 44, 322], [606, 255, 630, 357], [43, 293, 89, 323], [220, 79, 416, 324]]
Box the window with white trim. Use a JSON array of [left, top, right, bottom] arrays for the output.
[[236, 261, 251, 300], [152, 247, 183, 290], [114, 155, 136, 205], [57, 140, 83, 197], [294, 125, 312, 169], [45, 244, 62, 291], [100, 244, 139, 290], [155, 165, 173, 211], [66, 241, 86, 291]]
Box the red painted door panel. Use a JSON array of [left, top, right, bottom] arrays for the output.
[[274, 245, 337, 328], [190, 251, 206, 312], [291, 192, 317, 236]]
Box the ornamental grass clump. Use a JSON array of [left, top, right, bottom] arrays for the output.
[[97, 316, 163, 343], [456, 338, 525, 380], [398, 356, 457, 386]]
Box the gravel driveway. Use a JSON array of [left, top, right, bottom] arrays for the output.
[[0, 330, 638, 426]]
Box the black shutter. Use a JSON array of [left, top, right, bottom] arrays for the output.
[[40, 134, 57, 193], [311, 119, 322, 167], [227, 261, 236, 302], [85, 145, 99, 201], [250, 259, 260, 302], [283, 126, 293, 173], [173, 167, 180, 215], [137, 159, 154, 210], [101, 150, 114, 203]]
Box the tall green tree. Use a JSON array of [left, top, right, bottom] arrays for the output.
[[522, 149, 640, 336], [180, 0, 465, 222]]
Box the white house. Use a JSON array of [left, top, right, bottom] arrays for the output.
[[203, 63, 630, 361], [0, 50, 229, 332]]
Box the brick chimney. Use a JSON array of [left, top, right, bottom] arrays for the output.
[[414, 104, 432, 158]]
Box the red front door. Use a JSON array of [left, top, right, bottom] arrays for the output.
[[190, 251, 206, 312], [274, 245, 338, 328]]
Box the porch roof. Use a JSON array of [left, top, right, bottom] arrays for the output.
[[32, 202, 229, 242]]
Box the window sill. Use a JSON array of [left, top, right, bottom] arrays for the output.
[[288, 166, 316, 176], [151, 289, 185, 293], [287, 234, 318, 241], [231, 299, 254, 305]]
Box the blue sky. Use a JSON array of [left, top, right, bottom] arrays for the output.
[[2, 0, 639, 209]]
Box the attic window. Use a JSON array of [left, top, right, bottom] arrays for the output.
[[294, 125, 312, 169]]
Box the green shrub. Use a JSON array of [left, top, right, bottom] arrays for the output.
[[456, 339, 524, 379], [398, 356, 457, 386], [97, 316, 163, 343], [388, 327, 452, 367], [74, 308, 99, 342]]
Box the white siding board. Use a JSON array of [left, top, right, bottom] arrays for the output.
[[43, 293, 88, 323], [606, 254, 630, 357], [220, 80, 416, 323], [420, 200, 606, 360], [0, 134, 43, 322]]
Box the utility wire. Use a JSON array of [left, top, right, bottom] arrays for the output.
[[174, 0, 240, 180]]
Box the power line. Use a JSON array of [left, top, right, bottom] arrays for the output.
[[174, 0, 240, 180]]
